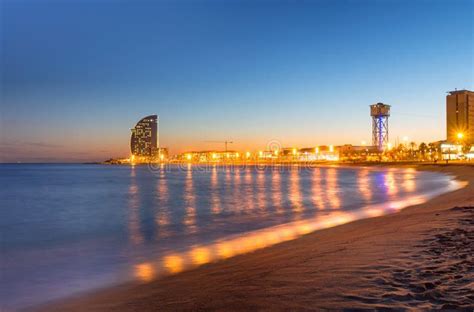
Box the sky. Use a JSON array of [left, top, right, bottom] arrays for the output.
[[1, 0, 473, 162]]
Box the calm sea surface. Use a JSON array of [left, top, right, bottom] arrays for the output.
[[0, 164, 459, 310]]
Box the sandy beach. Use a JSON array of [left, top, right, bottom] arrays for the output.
[[36, 164, 474, 311]]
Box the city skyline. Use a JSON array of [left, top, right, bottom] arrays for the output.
[[1, 0, 473, 162]]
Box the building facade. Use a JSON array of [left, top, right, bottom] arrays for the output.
[[447, 90, 474, 144], [130, 115, 159, 157]]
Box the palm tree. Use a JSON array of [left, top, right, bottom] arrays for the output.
[[428, 142, 439, 161], [419, 142, 428, 160], [409, 142, 417, 159]]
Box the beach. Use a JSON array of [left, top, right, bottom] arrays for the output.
[[36, 164, 474, 311]]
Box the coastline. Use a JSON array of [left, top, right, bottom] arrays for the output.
[[34, 164, 474, 311]]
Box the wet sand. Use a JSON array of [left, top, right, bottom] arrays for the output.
[[36, 165, 474, 311]]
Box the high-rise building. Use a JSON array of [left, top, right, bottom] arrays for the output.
[[446, 90, 474, 144], [130, 115, 159, 157]]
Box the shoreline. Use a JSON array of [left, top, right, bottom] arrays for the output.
[[34, 164, 474, 311]]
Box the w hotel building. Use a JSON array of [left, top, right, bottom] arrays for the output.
[[130, 115, 159, 157], [446, 90, 474, 144]]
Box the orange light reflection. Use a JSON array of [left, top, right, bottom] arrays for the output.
[[131, 169, 464, 285], [128, 169, 144, 245], [326, 168, 341, 209], [358, 169, 372, 202], [183, 167, 197, 233], [289, 167, 303, 219]]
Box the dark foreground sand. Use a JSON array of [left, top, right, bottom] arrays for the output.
[[37, 165, 474, 311]]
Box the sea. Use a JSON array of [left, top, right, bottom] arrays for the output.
[[0, 163, 461, 310]]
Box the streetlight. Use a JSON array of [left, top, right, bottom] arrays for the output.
[[457, 132, 464, 140]]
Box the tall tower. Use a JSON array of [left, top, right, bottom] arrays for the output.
[[446, 90, 474, 144], [370, 103, 391, 151], [130, 115, 158, 157]]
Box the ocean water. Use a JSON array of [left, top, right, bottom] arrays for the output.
[[0, 164, 459, 310]]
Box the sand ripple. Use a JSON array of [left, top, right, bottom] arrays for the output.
[[345, 206, 474, 310]]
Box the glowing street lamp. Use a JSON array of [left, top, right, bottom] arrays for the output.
[[292, 148, 297, 155], [457, 132, 464, 140], [259, 151, 263, 158], [186, 154, 192, 161], [387, 142, 393, 151], [246, 151, 251, 159]]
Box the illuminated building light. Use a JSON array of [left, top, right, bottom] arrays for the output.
[[236, 152, 239, 158], [292, 148, 297, 155], [315, 147, 319, 154], [130, 115, 159, 157], [259, 151, 263, 158], [246, 151, 251, 158], [329, 145, 334, 153]]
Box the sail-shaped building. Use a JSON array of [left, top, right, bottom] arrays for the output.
[[130, 115, 159, 157]]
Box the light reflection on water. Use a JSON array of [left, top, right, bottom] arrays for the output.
[[311, 168, 325, 210], [128, 169, 144, 245], [327, 168, 341, 209], [183, 166, 197, 234], [0, 164, 463, 310], [358, 169, 372, 201], [133, 174, 463, 282]]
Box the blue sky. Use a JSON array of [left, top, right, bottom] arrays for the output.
[[1, 0, 473, 162]]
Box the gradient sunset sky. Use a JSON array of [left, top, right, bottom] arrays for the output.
[[1, 0, 473, 162]]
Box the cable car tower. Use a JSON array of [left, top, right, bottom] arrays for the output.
[[370, 103, 391, 151]]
